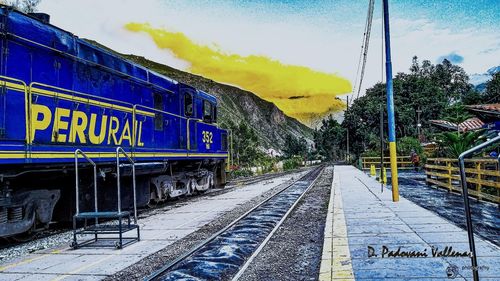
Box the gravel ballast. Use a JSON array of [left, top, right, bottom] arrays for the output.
[[0, 170, 303, 266], [239, 166, 333, 281], [105, 170, 311, 281]]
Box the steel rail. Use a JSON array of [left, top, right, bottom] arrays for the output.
[[144, 166, 324, 281], [231, 166, 323, 280]]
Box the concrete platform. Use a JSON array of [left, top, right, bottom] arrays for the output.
[[320, 166, 500, 281], [0, 171, 306, 281]]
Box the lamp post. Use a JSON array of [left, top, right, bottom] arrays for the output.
[[416, 107, 422, 141]]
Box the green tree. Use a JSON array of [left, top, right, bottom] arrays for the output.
[[342, 57, 480, 157], [283, 134, 307, 159], [221, 120, 261, 167], [436, 131, 485, 158], [314, 117, 345, 160], [482, 72, 500, 103]]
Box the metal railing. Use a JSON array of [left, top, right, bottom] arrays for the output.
[[458, 133, 500, 281], [1, 74, 230, 157], [116, 147, 137, 223], [425, 158, 499, 203], [361, 156, 413, 170], [0, 76, 29, 144], [74, 149, 98, 220]]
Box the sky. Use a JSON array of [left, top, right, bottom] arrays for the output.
[[38, 0, 500, 126]]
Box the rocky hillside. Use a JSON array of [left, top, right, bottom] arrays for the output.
[[86, 40, 312, 151]]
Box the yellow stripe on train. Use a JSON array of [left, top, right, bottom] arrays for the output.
[[0, 151, 228, 159]]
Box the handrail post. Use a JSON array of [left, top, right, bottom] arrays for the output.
[[458, 133, 500, 281], [74, 151, 80, 216], [74, 149, 98, 221], [187, 119, 190, 151], [132, 105, 136, 148], [497, 154, 500, 170], [116, 147, 137, 223]]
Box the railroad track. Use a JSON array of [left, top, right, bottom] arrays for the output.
[[145, 165, 324, 281], [226, 167, 309, 187], [0, 168, 310, 262]]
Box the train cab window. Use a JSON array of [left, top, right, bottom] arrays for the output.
[[203, 100, 213, 123], [213, 106, 217, 123], [153, 93, 163, 131], [184, 94, 193, 117]]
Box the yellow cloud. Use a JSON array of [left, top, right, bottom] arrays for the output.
[[125, 23, 352, 125]]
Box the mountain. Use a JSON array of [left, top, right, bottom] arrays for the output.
[[470, 66, 500, 92], [85, 40, 313, 151]]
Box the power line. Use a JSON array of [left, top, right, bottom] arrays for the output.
[[353, 0, 375, 101]]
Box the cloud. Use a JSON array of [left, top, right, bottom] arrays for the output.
[[125, 23, 352, 125], [38, 0, 500, 112], [437, 52, 464, 64]]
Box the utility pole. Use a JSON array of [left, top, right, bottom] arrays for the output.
[[346, 96, 350, 162], [380, 105, 384, 192], [383, 0, 399, 202]]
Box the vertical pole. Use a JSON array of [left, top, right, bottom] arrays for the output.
[[116, 151, 121, 214], [447, 161, 452, 192], [416, 107, 422, 141], [476, 162, 482, 201], [457, 134, 500, 281], [74, 151, 80, 215], [459, 157, 479, 281], [383, 0, 399, 202], [346, 96, 350, 162], [380, 106, 384, 192], [93, 165, 98, 227], [132, 162, 137, 223]]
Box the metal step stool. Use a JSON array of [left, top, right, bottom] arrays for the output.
[[71, 147, 140, 249]]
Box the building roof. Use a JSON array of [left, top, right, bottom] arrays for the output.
[[466, 104, 500, 115], [429, 117, 485, 132]]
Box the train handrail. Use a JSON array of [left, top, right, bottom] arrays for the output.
[[0, 76, 30, 145], [186, 118, 222, 151], [116, 147, 137, 223], [3, 76, 229, 155], [133, 104, 187, 120], [28, 82, 154, 117], [9, 32, 175, 95], [74, 149, 98, 220], [132, 104, 187, 148]]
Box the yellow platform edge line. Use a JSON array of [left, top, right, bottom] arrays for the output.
[[319, 168, 355, 281]]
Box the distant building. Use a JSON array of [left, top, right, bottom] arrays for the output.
[[429, 103, 500, 133]]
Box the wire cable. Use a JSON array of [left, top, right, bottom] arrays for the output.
[[356, 0, 375, 100]]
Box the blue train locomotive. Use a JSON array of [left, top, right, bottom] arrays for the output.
[[0, 6, 229, 237]]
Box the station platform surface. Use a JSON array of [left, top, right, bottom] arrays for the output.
[[320, 165, 500, 280], [0, 171, 306, 281]]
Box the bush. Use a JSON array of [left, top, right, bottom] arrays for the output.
[[283, 156, 303, 171], [361, 149, 380, 157], [397, 137, 423, 156], [230, 168, 253, 179], [255, 154, 278, 174]]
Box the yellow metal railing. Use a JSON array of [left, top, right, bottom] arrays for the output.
[[361, 156, 414, 170], [425, 158, 500, 203]]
